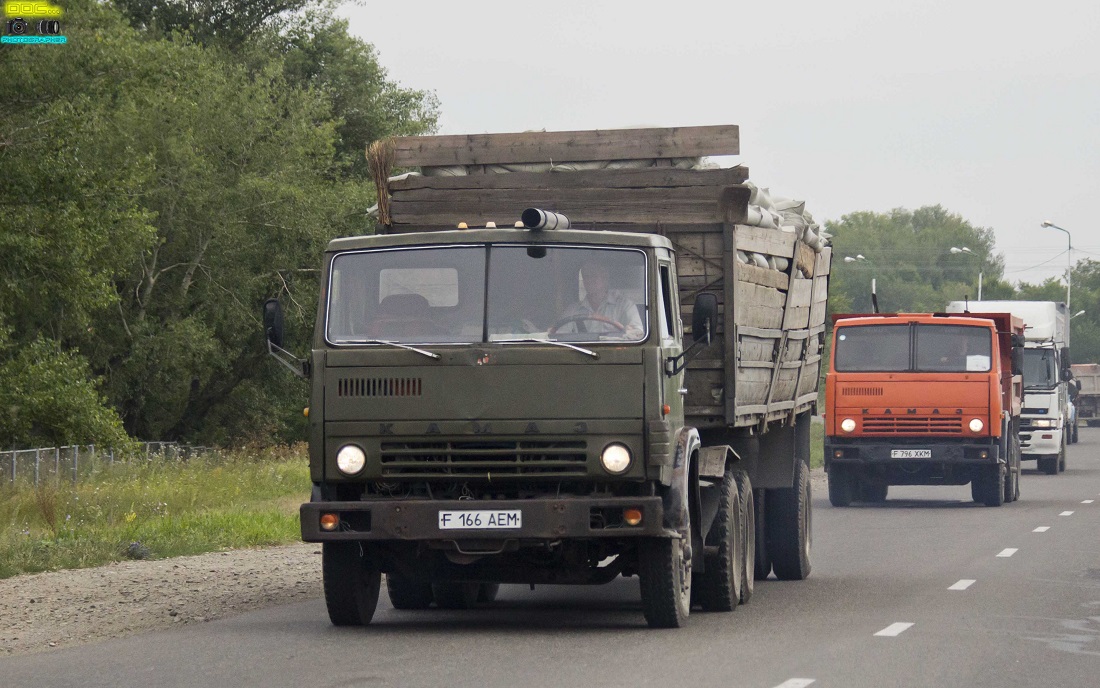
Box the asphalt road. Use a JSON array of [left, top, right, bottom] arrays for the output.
[[6, 429, 1100, 688]]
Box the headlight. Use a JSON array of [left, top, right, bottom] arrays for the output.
[[1031, 419, 1054, 428], [336, 444, 366, 475], [968, 418, 984, 433], [600, 443, 632, 474], [840, 418, 857, 433]]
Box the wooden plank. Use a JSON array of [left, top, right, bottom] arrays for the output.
[[736, 263, 789, 291], [389, 167, 749, 192], [723, 224, 738, 424], [388, 187, 731, 227], [734, 225, 798, 259], [795, 241, 816, 277], [390, 125, 740, 168]]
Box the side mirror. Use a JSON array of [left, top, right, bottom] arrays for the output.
[[691, 293, 718, 345], [1077, 379, 1083, 391], [1061, 368, 1073, 382], [1011, 348, 1023, 377], [263, 298, 285, 349], [1010, 333, 1025, 348]]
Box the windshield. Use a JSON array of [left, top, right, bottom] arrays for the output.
[[834, 323, 991, 373], [1022, 348, 1057, 390], [325, 245, 648, 345]]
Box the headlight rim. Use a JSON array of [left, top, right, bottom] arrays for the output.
[[840, 418, 857, 433], [336, 443, 367, 476], [968, 418, 985, 433], [600, 442, 632, 475]]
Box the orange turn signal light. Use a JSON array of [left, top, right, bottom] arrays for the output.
[[303, 407, 310, 417], [320, 513, 340, 531], [661, 404, 671, 416], [623, 508, 643, 526]]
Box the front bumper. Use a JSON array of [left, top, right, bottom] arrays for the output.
[[1020, 423, 1061, 457], [825, 439, 1002, 467], [301, 496, 670, 542]]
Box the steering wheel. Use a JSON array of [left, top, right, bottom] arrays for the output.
[[547, 314, 627, 336]]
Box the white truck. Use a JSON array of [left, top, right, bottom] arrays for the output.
[[947, 300, 1071, 474]]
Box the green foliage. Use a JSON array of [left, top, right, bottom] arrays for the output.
[[0, 336, 131, 449], [0, 445, 309, 578], [0, 0, 438, 448], [828, 205, 1007, 314]]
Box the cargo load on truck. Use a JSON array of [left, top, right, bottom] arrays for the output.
[[265, 125, 829, 628]]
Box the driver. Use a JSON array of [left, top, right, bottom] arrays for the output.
[[559, 261, 643, 338]]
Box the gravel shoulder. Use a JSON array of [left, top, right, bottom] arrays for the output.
[[0, 543, 322, 657], [2, 468, 828, 657]]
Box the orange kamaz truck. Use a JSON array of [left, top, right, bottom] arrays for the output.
[[825, 312, 1024, 507]]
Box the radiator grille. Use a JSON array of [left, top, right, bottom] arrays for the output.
[[842, 386, 884, 396], [860, 415, 964, 435], [338, 377, 422, 398], [379, 440, 588, 478]]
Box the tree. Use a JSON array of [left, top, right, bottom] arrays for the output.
[[0, 0, 439, 446], [827, 206, 1007, 314]]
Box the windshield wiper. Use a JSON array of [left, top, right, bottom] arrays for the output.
[[495, 338, 598, 359], [339, 339, 441, 360]]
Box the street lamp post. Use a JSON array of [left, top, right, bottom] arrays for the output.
[[949, 246, 983, 300], [1041, 221, 1072, 312]]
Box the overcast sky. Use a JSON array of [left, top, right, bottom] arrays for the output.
[[342, 1, 1099, 287]]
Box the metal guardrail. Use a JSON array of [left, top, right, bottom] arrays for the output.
[[0, 443, 217, 487]]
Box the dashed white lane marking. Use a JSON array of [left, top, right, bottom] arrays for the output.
[[875, 622, 914, 637], [949, 579, 976, 590], [996, 548, 1018, 557], [1034, 526, 1051, 532], [773, 680, 815, 688], [1083, 500, 1095, 504], [1060, 511, 1075, 516]]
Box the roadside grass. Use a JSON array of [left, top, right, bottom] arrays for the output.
[[811, 421, 824, 469], [0, 445, 310, 579]]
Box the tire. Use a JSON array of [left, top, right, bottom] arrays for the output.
[[477, 583, 500, 603], [431, 581, 479, 609], [980, 466, 1005, 507], [768, 460, 812, 581], [1071, 423, 1079, 444], [860, 481, 888, 504], [827, 465, 855, 507], [1038, 455, 1058, 475], [322, 542, 381, 626], [735, 472, 755, 605], [639, 512, 692, 628], [694, 468, 742, 612], [386, 570, 434, 610], [1058, 439, 1066, 473]]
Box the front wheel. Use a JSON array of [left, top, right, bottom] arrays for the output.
[[639, 521, 692, 628], [322, 542, 381, 626], [768, 460, 812, 581], [431, 581, 480, 609], [827, 465, 855, 507], [386, 569, 434, 610]]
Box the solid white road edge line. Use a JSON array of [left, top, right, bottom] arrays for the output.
[[1033, 526, 1051, 532], [949, 579, 976, 590], [874, 622, 915, 637], [773, 680, 815, 688], [996, 548, 1018, 557], [1060, 511, 1075, 516]]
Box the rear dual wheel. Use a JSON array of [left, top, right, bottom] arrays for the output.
[[694, 468, 754, 612], [769, 460, 812, 581]]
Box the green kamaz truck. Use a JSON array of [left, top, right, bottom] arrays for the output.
[[264, 125, 830, 628]]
